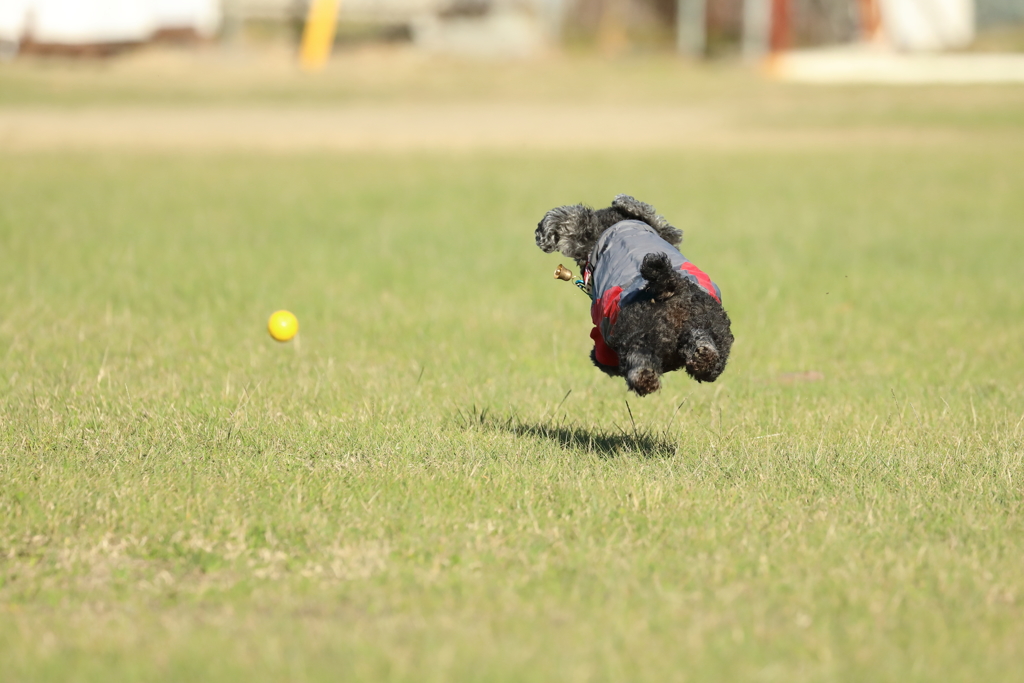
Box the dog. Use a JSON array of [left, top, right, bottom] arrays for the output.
[[536, 195, 733, 396]]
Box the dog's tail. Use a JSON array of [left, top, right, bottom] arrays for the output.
[[639, 252, 685, 301]]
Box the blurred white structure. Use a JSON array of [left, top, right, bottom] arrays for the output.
[[225, 0, 551, 56], [764, 0, 1024, 83], [773, 46, 1024, 82], [0, 0, 220, 47], [880, 0, 974, 50], [223, 0, 438, 23], [736, 0, 978, 59], [413, 10, 546, 57], [0, 0, 555, 57]]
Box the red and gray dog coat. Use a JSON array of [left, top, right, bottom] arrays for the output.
[[587, 220, 722, 367]]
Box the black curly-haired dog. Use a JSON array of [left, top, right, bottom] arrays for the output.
[[536, 195, 733, 396]]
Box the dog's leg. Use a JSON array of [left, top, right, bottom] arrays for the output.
[[622, 349, 662, 396], [681, 329, 722, 383]]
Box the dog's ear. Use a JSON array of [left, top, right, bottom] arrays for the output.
[[639, 252, 683, 301], [612, 195, 683, 246]]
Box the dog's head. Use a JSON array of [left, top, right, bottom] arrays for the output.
[[535, 195, 683, 265], [595, 253, 734, 396]]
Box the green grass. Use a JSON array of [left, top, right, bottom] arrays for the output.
[[2, 107, 1024, 679]]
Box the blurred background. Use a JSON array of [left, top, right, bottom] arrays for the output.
[[2, 4, 1024, 678], [0, 0, 1021, 157], [0, 0, 1022, 64]]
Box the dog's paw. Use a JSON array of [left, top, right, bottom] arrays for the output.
[[622, 350, 662, 396], [612, 195, 682, 246], [683, 332, 724, 383], [627, 367, 661, 396], [535, 204, 590, 254]]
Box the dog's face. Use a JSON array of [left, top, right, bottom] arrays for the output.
[[595, 254, 734, 396]]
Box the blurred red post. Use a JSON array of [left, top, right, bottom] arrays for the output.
[[769, 0, 790, 54], [857, 0, 883, 42]]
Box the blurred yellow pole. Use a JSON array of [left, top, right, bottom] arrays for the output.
[[299, 0, 341, 71]]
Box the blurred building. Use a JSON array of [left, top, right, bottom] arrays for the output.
[[222, 0, 556, 56], [0, 0, 1022, 59], [0, 0, 220, 54]]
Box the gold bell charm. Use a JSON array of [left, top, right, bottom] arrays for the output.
[[554, 264, 574, 281]]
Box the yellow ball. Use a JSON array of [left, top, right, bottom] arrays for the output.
[[267, 310, 299, 342]]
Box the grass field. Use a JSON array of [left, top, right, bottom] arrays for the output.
[[2, 53, 1024, 682]]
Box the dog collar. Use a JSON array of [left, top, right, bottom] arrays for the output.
[[576, 261, 594, 299]]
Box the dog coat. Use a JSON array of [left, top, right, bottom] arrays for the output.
[[588, 220, 721, 367]]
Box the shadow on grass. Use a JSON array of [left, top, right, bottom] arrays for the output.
[[455, 406, 677, 459]]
